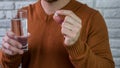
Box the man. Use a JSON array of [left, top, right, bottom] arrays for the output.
[[0, 0, 115, 68]]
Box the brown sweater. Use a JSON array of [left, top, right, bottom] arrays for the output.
[[1, 0, 115, 68]]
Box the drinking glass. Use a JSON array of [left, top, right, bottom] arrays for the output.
[[11, 9, 28, 51]]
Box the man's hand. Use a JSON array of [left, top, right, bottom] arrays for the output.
[[54, 10, 82, 46], [1, 31, 28, 55]]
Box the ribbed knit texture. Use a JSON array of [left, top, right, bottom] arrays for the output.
[[0, 0, 114, 68]]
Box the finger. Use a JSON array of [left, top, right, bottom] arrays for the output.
[[2, 41, 16, 55], [2, 35, 9, 42], [3, 35, 22, 49], [64, 36, 73, 46], [7, 31, 30, 39], [53, 13, 64, 24], [2, 40, 7, 49], [62, 26, 79, 40], [9, 45, 24, 55], [61, 27, 74, 38], [8, 38, 22, 49], [16, 33, 31, 39], [64, 16, 81, 26], [2, 47, 13, 55], [3, 42, 23, 55], [7, 31, 16, 39], [62, 21, 81, 34], [2, 42, 11, 49], [62, 20, 78, 31], [56, 10, 81, 23]]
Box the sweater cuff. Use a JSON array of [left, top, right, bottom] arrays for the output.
[[2, 52, 22, 63], [65, 39, 85, 59]]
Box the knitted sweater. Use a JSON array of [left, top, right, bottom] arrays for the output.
[[1, 0, 114, 68]]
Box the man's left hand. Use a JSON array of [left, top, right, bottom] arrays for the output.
[[55, 10, 82, 46]]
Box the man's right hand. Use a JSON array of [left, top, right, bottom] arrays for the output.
[[1, 31, 24, 56]]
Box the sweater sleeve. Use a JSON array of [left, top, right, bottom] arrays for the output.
[[0, 52, 22, 68], [65, 11, 115, 68]]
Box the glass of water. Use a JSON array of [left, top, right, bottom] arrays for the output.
[[18, 9, 28, 36], [11, 9, 28, 51]]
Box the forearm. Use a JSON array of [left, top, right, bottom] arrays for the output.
[[86, 51, 114, 68], [65, 42, 115, 68]]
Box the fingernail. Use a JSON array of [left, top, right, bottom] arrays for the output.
[[54, 13, 58, 16]]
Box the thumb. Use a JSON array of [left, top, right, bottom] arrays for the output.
[[53, 13, 64, 24], [64, 36, 71, 46]]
